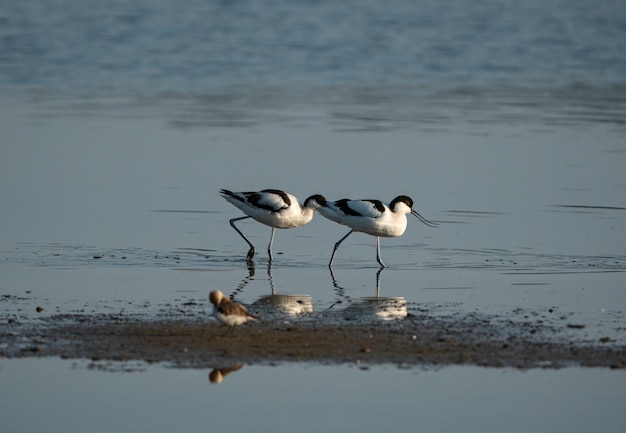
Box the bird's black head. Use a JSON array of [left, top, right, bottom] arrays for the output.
[[390, 195, 414, 210], [304, 194, 327, 208]]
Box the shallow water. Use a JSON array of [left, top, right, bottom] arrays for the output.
[[1, 358, 625, 433], [2, 92, 626, 342]]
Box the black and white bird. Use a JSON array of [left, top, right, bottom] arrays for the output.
[[209, 290, 258, 335], [318, 195, 437, 268], [220, 189, 326, 261]]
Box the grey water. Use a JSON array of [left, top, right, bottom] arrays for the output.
[[2, 0, 626, 92], [1, 358, 625, 433], [1, 0, 626, 432]]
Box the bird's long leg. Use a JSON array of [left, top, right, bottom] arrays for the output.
[[375, 236, 386, 268], [267, 227, 276, 262], [329, 230, 354, 268], [229, 216, 256, 259]]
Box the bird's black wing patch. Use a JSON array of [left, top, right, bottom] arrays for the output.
[[248, 190, 289, 212], [261, 189, 291, 206], [335, 199, 363, 216], [364, 199, 386, 213]]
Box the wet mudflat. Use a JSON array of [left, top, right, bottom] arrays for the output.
[[8, 316, 626, 370], [0, 253, 626, 369]]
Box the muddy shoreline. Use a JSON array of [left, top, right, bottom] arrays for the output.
[[2, 312, 625, 370]]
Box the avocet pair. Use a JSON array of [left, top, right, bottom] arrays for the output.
[[220, 188, 437, 268]]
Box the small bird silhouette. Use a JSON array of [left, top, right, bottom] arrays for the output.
[[209, 290, 258, 335]]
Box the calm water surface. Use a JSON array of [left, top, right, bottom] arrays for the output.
[[1, 358, 626, 433]]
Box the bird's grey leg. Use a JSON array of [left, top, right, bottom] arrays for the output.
[[329, 230, 354, 268], [375, 236, 386, 268], [229, 216, 256, 259], [267, 227, 276, 262]]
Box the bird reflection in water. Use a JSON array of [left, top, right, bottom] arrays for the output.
[[329, 268, 407, 321], [254, 292, 314, 316], [229, 259, 314, 317], [208, 364, 243, 384], [252, 261, 314, 316]]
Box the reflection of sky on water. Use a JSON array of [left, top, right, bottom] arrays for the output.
[[2, 358, 625, 433]]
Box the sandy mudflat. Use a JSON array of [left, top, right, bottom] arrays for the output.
[[3, 310, 625, 370]]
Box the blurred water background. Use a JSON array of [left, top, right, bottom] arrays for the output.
[[1, 0, 625, 109]]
